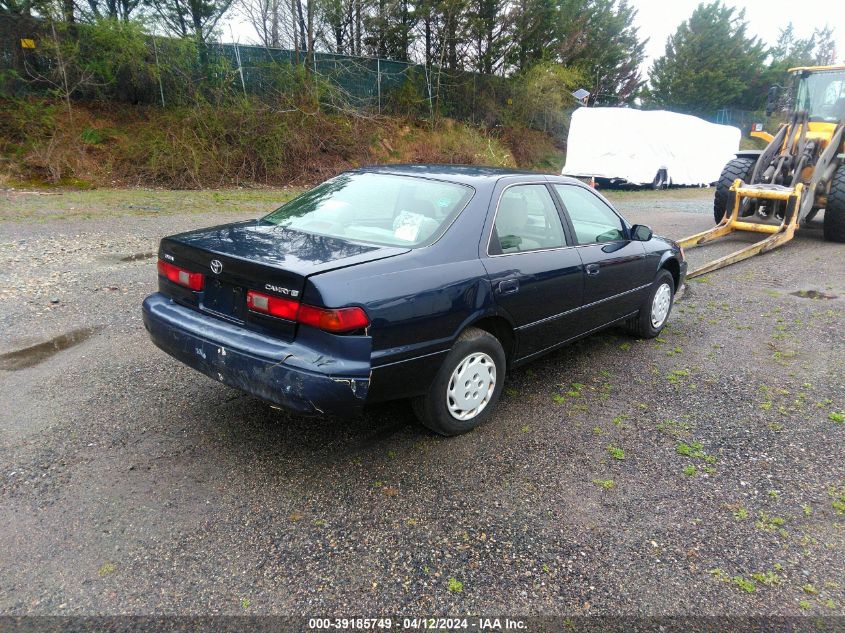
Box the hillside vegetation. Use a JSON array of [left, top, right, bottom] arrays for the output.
[[0, 98, 564, 189]]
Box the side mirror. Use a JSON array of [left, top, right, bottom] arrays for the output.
[[765, 85, 779, 117], [631, 224, 653, 241]]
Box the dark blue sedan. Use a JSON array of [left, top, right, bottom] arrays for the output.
[[142, 166, 687, 435]]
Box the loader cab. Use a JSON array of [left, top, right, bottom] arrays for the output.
[[793, 68, 845, 123]]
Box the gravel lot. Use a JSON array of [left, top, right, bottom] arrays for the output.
[[1, 186, 844, 617]]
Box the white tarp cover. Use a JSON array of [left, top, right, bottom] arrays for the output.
[[562, 107, 741, 186]]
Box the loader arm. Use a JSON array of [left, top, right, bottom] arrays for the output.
[[677, 65, 845, 279]]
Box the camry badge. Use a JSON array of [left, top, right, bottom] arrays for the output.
[[210, 259, 223, 274]]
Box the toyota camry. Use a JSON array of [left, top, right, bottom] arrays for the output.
[[142, 165, 686, 435]]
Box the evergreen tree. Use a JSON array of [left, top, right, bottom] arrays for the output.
[[646, 1, 767, 115]]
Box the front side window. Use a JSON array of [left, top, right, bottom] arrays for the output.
[[795, 70, 845, 122], [492, 184, 567, 254], [554, 185, 626, 244], [262, 172, 474, 247]]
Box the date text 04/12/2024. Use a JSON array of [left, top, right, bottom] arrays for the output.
[[307, 618, 527, 630]]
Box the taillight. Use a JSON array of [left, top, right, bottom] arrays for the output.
[[246, 290, 369, 333], [246, 290, 299, 320], [298, 304, 370, 332], [158, 259, 204, 291]]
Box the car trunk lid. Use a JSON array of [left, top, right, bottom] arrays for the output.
[[159, 220, 408, 339]]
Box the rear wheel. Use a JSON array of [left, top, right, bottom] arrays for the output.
[[714, 157, 756, 223], [412, 327, 506, 436], [823, 164, 845, 243], [628, 269, 675, 339]]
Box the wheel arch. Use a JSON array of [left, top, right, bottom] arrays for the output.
[[464, 314, 516, 364], [659, 254, 681, 290]]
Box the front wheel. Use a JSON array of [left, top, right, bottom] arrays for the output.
[[823, 164, 845, 243], [714, 157, 756, 223], [412, 327, 506, 436], [628, 269, 675, 339]]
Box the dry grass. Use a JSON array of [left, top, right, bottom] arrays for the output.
[[1, 99, 529, 190]]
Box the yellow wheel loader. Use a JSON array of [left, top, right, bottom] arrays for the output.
[[680, 65, 845, 278]]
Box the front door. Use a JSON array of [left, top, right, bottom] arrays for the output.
[[553, 184, 652, 327], [482, 183, 584, 359]]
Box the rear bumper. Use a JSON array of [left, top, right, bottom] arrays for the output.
[[142, 293, 370, 416]]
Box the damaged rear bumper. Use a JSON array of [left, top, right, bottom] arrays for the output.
[[142, 293, 370, 416]]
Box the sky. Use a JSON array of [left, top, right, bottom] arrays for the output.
[[634, 0, 845, 72]]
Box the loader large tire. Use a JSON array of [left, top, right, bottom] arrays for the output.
[[714, 157, 756, 224], [823, 165, 845, 243]]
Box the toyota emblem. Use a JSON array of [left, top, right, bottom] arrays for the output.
[[210, 259, 223, 274]]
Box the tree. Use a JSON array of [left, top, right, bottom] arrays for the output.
[[509, 60, 583, 132], [646, 1, 768, 115], [464, 0, 508, 74], [1, 0, 34, 15], [503, 0, 644, 102], [506, 0, 556, 71], [554, 0, 644, 104], [146, 0, 234, 42], [316, 0, 351, 52], [813, 26, 836, 66], [237, 0, 293, 47], [363, 0, 416, 60], [24, 20, 98, 119], [769, 23, 837, 70], [81, 0, 140, 20]]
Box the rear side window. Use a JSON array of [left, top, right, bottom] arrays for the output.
[[492, 184, 567, 254], [554, 185, 626, 244]]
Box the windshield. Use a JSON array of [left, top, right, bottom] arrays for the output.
[[795, 70, 845, 122], [262, 172, 474, 247]]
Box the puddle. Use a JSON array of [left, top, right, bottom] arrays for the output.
[[119, 252, 156, 262], [790, 289, 837, 300], [123, 204, 162, 212], [0, 327, 100, 371]]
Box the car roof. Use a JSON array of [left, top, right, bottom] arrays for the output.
[[355, 164, 584, 186]]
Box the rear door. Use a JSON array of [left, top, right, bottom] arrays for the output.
[[552, 184, 652, 326], [481, 182, 584, 359]]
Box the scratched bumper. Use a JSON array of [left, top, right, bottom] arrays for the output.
[[142, 293, 370, 416]]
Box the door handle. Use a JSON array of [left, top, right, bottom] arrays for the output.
[[586, 263, 601, 276], [497, 279, 519, 295]]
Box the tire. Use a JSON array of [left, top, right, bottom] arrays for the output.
[[412, 327, 506, 436], [714, 157, 756, 224], [628, 269, 675, 339], [823, 164, 845, 243]]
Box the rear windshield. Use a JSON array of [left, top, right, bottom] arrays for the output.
[[261, 172, 474, 247]]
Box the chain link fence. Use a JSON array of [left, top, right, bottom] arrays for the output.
[[0, 13, 513, 123]]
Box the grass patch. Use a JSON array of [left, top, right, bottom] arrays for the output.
[[756, 512, 786, 532], [447, 577, 463, 593], [606, 445, 625, 460], [829, 486, 845, 515]]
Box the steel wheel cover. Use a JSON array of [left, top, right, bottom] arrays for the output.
[[651, 282, 672, 328], [446, 352, 496, 421]]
